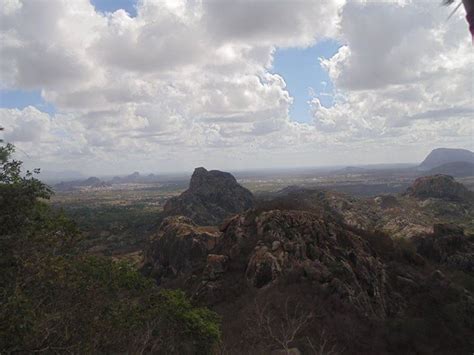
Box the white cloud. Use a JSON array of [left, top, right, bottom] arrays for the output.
[[0, 0, 472, 174], [313, 0, 473, 152]]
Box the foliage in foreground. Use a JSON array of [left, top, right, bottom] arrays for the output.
[[0, 143, 220, 353]]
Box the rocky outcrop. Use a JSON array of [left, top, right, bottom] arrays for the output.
[[199, 209, 392, 318], [414, 224, 474, 272], [260, 187, 377, 230], [143, 205, 474, 354], [374, 195, 400, 209], [265, 181, 473, 240], [405, 174, 473, 201], [143, 216, 220, 283], [162, 167, 255, 225]]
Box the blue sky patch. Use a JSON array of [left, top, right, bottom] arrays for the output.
[[272, 40, 341, 123], [91, 0, 137, 17], [0, 89, 56, 115]]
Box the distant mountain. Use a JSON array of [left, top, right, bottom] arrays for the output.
[[419, 148, 474, 170], [333, 166, 368, 175], [54, 177, 111, 191], [38, 170, 85, 184], [161, 167, 255, 225], [427, 161, 474, 177], [111, 172, 160, 184]]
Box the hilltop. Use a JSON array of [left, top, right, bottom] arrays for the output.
[[161, 167, 255, 225], [419, 148, 474, 170]]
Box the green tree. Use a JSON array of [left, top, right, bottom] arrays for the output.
[[0, 141, 220, 353]]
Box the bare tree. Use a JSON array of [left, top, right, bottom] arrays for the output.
[[306, 330, 342, 355], [252, 297, 313, 354]]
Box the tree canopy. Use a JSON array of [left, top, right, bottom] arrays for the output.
[[0, 142, 220, 353]]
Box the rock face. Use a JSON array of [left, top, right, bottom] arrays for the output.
[[143, 202, 474, 354], [162, 167, 255, 225], [203, 210, 392, 317], [265, 180, 473, 240], [405, 174, 473, 201], [143, 216, 220, 283], [374, 195, 400, 209], [415, 224, 474, 272], [419, 147, 474, 170]]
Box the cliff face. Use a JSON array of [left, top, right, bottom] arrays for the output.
[[162, 167, 255, 225]]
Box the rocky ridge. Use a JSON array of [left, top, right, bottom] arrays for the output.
[[266, 176, 474, 239], [142, 173, 474, 353], [143, 205, 474, 354]]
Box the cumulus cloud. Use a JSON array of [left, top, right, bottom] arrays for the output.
[[203, 0, 344, 47], [0, 0, 472, 173], [313, 0, 473, 153]]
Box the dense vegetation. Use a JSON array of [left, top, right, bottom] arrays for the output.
[[0, 142, 220, 353], [58, 204, 158, 254]]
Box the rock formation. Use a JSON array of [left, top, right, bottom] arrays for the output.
[[143, 216, 220, 283], [206, 210, 392, 317], [143, 174, 474, 353], [405, 174, 473, 201], [143, 206, 474, 354], [414, 223, 474, 272], [162, 167, 255, 225]]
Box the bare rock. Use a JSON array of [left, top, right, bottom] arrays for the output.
[[203, 254, 228, 281], [143, 216, 220, 282], [405, 174, 473, 202], [162, 167, 255, 225]]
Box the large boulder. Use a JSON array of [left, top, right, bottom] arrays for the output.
[[162, 167, 255, 225]]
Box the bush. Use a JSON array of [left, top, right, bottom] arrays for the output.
[[1, 255, 220, 353]]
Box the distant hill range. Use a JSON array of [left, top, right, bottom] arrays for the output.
[[54, 177, 111, 191], [111, 171, 160, 184], [53, 172, 159, 191], [419, 148, 474, 171]]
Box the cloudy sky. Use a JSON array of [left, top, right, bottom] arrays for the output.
[[0, 0, 472, 175]]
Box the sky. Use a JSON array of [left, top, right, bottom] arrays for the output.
[[0, 0, 473, 176]]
